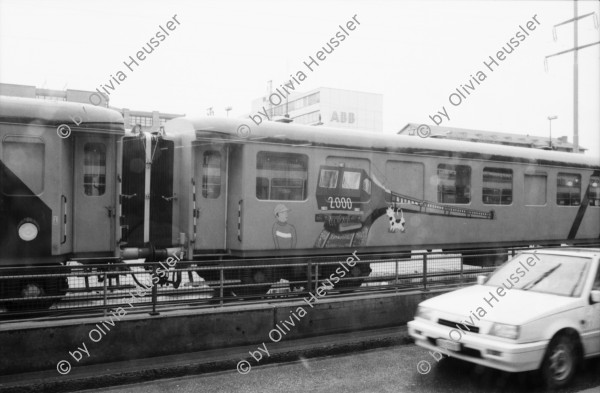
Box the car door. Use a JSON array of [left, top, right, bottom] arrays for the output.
[[582, 261, 600, 356]]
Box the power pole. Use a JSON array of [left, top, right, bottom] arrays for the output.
[[545, 0, 599, 153]]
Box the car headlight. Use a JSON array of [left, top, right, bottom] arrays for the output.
[[489, 323, 520, 339], [415, 306, 434, 321], [18, 219, 39, 242]]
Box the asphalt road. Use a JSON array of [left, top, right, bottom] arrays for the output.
[[78, 344, 600, 393]]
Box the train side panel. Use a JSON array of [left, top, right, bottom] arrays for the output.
[[228, 141, 599, 255], [0, 97, 125, 266], [0, 122, 59, 264]]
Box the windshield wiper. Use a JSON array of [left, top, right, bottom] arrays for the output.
[[521, 263, 562, 291], [569, 265, 587, 296]]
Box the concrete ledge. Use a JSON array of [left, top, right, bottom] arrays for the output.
[[0, 326, 412, 393], [0, 288, 449, 376]]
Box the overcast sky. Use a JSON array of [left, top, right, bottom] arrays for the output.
[[1, 0, 598, 156]]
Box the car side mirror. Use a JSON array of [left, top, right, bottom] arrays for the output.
[[590, 290, 600, 304], [477, 275, 487, 285]]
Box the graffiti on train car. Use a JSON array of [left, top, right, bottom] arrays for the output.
[[272, 204, 297, 249], [313, 164, 495, 248]]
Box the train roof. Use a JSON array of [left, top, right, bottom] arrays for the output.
[[165, 116, 600, 171], [0, 96, 124, 134]]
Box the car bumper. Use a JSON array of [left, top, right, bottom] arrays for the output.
[[408, 319, 548, 373]]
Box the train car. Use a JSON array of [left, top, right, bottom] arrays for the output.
[[2, 95, 599, 304], [0, 97, 187, 308], [162, 116, 600, 293], [0, 96, 124, 307]]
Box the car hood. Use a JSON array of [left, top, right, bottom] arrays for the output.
[[420, 284, 582, 325]]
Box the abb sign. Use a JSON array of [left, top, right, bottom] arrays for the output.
[[330, 111, 355, 124]]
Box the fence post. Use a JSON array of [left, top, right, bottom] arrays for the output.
[[423, 253, 428, 291], [150, 263, 159, 316], [460, 252, 464, 283], [307, 259, 313, 294], [220, 267, 224, 307], [314, 262, 319, 292], [103, 270, 108, 317], [395, 257, 399, 290]]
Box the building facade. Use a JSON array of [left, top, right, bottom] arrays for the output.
[[120, 108, 182, 132], [251, 87, 383, 132], [0, 83, 183, 132], [0, 83, 110, 108]]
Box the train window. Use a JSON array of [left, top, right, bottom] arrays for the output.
[[557, 173, 581, 206], [271, 179, 305, 200], [319, 169, 339, 188], [363, 178, 372, 194], [256, 177, 269, 199], [83, 143, 106, 196], [482, 168, 512, 205], [202, 151, 221, 198], [342, 171, 361, 190], [437, 164, 471, 204], [589, 176, 600, 207], [2, 137, 45, 195], [524, 174, 547, 205], [256, 152, 308, 201]]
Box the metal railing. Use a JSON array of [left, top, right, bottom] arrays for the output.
[[0, 245, 592, 320]]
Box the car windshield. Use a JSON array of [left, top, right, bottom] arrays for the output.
[[484, 252, 590, 297]]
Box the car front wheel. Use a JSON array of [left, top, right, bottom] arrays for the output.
[[541, 334, 579, 389]]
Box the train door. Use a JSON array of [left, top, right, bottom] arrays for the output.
[[149, 137, 174, 248], [120, 135, 145, 246], [120, 134, 174, 248], [73, 135, 115, 252], [193, 144, 227, 251]]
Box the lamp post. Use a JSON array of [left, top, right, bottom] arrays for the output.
[[547, 115, 557, 149], [225, 106, 232, 117]]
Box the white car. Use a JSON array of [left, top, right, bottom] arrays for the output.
[[408, 248, 600, 388]]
